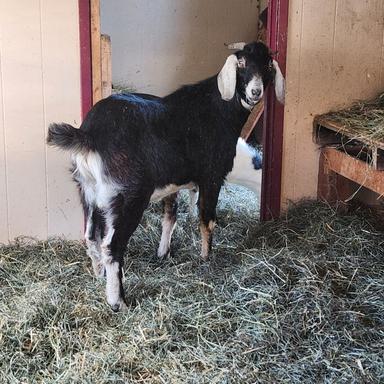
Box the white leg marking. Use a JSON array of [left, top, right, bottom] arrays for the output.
[[99, 210, 127, 311], [100, 210, 115, 264], [157, 215, 176, 258], [84, 210, 104, 278], [200, 220, 216, 260], [86, 239, 105, 278], [105, 261, 127, 311]]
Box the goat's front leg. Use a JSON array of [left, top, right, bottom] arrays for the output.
[[198, 183, 221, 259], [157, 193, 178, 259]]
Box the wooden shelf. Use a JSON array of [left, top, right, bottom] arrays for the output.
[[314, 115, 384, 171], [314, 116, 384, 202]]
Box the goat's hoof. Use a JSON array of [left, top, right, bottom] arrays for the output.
[[201, 253, 209, 261], [110, 301, 128, 313], [157, 249, 170, 260]]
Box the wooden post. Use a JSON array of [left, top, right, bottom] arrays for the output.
[[101, 34, 112, 98], [78, 0, 92, 118], [91, 0, 102, 104]]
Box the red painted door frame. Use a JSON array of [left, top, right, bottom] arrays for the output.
[[78, 1, 289, 221], [260, 0, 289, 221], [78, 0, 93, 119]]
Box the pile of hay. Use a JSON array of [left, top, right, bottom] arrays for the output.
[[319, 92, 384, 143], [0, 188, 383, 383]]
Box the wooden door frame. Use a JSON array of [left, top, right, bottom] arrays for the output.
[[78, 0, 290, 221], [78, 0, 92, 119], [260, 0, 289, 221]]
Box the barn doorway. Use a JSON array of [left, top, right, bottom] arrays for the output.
[[78, 0, 288, 221]]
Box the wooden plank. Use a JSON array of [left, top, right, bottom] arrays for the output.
[[91, 0, 101, 104], [332, 0, 384, 103], [240, 100, 264, 141], [318, 150, 356, 204], [101, 34, 112, 99], [281, 0, 337, 209], [79, 0, 93, 118], [322, 147, 384, 195]]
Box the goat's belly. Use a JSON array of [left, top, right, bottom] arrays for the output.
[[151, 183, 195, 202]]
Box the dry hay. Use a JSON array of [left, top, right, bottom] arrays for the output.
[[0, 188, 383, 383], [319, 92, 384, 143]]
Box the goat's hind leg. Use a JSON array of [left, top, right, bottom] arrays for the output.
[[157, 193, 178, 259], [101, 192, 151, 312], [85, 207, 105, 278]]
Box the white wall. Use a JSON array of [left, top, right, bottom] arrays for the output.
[[101, 0, 260, 96], [0, 0, 83, 242]]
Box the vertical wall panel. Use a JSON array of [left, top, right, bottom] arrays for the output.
[[332, 0, 384, 100], [0, 0, 48, 239], [41, 0, 83, 239], [0, 44, 9, 243], [281, 0, 303, 203], [282, 0, 384, 206], [0, 1, 82, 242]]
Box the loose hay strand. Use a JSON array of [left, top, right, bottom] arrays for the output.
[[0, 190, 383, 383]]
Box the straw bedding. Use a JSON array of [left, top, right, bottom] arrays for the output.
[[319, 92, 384, 144], [0, 187, 383, 383]]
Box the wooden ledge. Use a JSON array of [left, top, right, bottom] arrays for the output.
[[321, 147, 384, 196]]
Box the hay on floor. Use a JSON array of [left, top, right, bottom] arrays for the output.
[[0, 188, 383, 383]]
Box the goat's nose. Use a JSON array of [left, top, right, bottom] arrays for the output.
[[252, 88, 262, 97]]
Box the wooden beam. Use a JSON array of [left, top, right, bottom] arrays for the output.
[[260, 0, 289, 221], [322, 147, 384, 196], [101, 34, 112, 99], [78, 0, 92, 118], [318, 150, 355, 204], [91, 0, 101, 104], [240, 100, 264, 141]]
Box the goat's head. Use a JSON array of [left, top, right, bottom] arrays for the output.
[[217, 42, 285, 109]]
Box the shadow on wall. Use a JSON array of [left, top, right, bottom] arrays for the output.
[[100, 0, 259, 96]]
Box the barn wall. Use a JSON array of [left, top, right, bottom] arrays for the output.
[[282, 0, 384, 207], [0, 0, 83, 242], [100, 0, 260, 96]]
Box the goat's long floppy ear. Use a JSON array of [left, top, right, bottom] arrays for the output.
[[272, 59, 285, 105], [217, 54, 239, 101]]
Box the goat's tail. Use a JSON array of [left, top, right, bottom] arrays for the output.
[[47, 123, 90, 152]]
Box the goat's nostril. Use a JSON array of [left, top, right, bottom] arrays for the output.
[[252, 89, 262, 97]]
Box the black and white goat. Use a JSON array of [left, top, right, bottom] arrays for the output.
[[187, 138, 262, 213], [47, 42, 284, 311], [158, 138, 263, 259]]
